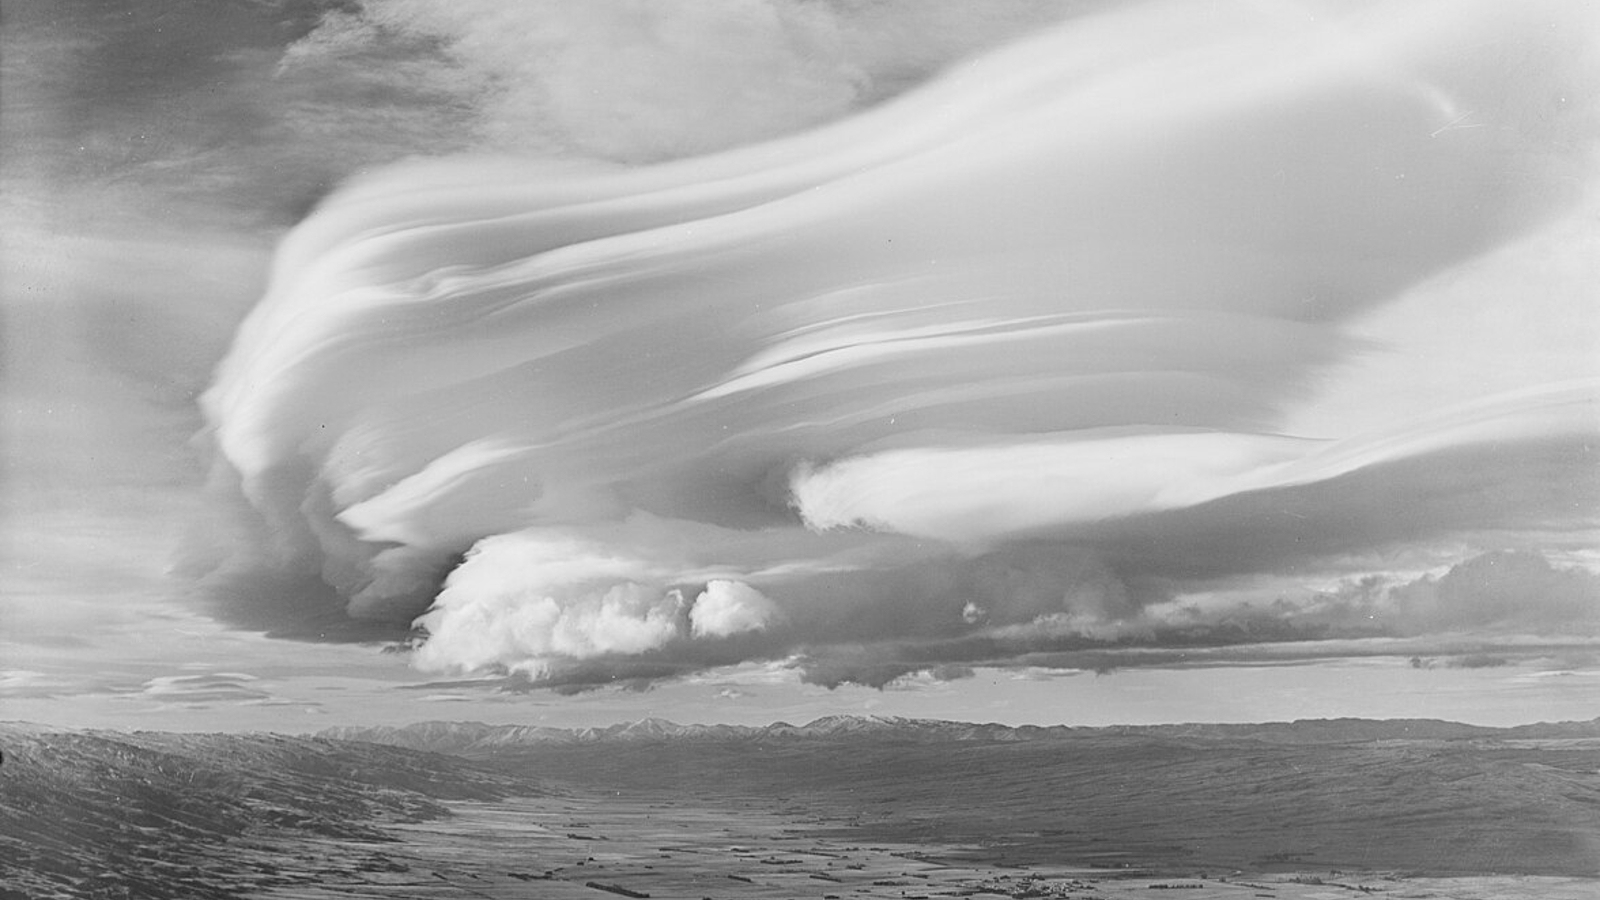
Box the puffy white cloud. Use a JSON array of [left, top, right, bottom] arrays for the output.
[[412, 532, 682, 674], [690, 581, 780, 638]]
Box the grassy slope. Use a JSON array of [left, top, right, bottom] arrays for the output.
[[0, 725, 540, 900]]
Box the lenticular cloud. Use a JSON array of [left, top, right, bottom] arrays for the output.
[[199, 0, 1599, 684]]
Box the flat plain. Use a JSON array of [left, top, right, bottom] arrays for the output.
[[3, 718, 1597, 899]]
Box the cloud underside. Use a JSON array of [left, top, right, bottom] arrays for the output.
[[193, 0, 1600, 689]]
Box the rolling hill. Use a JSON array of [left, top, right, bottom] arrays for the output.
[[0, 724, 541, 899]]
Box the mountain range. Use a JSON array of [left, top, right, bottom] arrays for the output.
[[319, 714, 1600, 755]]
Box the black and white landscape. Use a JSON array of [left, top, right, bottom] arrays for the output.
[[3, 2, 1599, 897], [5, 716, 1600, 899]]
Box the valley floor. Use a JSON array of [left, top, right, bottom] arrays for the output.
[[232, 794, 1598, 900]]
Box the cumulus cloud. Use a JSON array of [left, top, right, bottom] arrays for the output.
[[413, 533, 685, 675], [194, 0, 1600, 689], [1131, 550, 1600, 672], [690, 581, 780, 639], [1401, 551, 1600, 631], [1316, 551, 1600, 637], [409, 525, 788, 676]]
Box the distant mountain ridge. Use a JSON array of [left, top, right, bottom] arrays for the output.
[[319, 714, 1600, 755]]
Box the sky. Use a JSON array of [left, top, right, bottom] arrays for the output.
[[2, 0, 1598, 733]]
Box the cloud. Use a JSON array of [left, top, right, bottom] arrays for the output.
[[1086, 549, 1600, 677], [0, 670, 80, 700], [690, 581, 780, 638], [132, 672, 274, 705], [415, 534, 685, 674], [410, 528, 787, 677], [308, 0, 1092, 162], [1, 0, 485, 228], [114, 671, 327, 711], [1311, 551, 1600, 637], [791, 384, 1597, 545], [192, 0, 1600, 689]]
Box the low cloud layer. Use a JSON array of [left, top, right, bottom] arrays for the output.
[[192, 0, 1600, 689], [1283, 550, 1600, 637]]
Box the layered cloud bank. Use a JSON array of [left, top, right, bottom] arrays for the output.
[[197, 0, 1600, 687]]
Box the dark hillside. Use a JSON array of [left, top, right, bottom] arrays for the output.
[[0, 724, 541, 899]]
